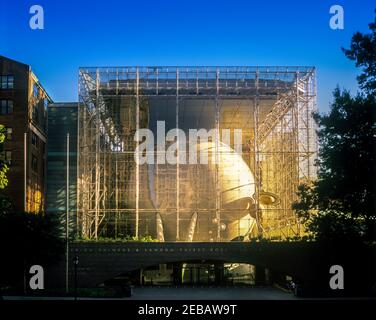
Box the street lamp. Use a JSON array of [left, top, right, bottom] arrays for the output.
[[73, 256, 79, 300]]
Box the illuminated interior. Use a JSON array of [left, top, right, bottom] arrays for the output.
[[78, 67, 317, 241]]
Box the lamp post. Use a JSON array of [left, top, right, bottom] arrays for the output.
[[73, 255, 79, 300], [66, 133, 70, 293]]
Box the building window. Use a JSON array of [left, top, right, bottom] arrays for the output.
[[5, 127, 12, 140], [31, 154, 38, 172], [0, 75, 14, 89], [33, 84, 39, 97], [32, 105, 39, 122], [0, 151, 12, 165], [0, 100, 13, 114], [31, 132, 38, 148], [44, 98, 49, 110]]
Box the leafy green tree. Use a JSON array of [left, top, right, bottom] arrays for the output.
[[0, 126, 64, 291], [0, 211, 64, 290], [342, 11, 376, 94], [313, 89, 375, 218], [294, 13, 376, 242], [0, 125, 11, 217], [0, 125, 9, 190]]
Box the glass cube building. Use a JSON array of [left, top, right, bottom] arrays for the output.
[[78, 66, 317, 241]]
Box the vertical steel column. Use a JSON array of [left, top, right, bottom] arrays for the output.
[[76, 83, 80, 237], [176, 68, 180, 241], [312, 69, 318, 177], [115, 69, 119, 237], [115, 150, 118, 237], [24, 132, 27, 212], [135, 67, 140, 239], [294, 71, 300, 236], [215, 68, 221, 241], [82, 97, 87, 238], [253, 68, 262, 237], [103, 133, 106, 235], [307, 70, 316, 180], [65, 133, 70, 293], [306, 73, 311, 180], [283, 78, 289, 236], [95, 69, 100, 239]]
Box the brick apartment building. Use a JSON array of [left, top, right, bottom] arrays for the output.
[[0, 56, 52, 213]]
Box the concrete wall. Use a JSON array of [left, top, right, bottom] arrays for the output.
[[46, 241, 322, 289]]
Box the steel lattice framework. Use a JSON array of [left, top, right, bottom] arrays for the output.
[[78, 66, 317, 241]]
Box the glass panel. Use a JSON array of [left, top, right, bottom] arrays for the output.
[[0, 100, 5, 114], [178, 97, 216, 241], [219, 97, 256, 241], [77, 67, 317, 241], [7, 100, 13, 113], [145, 96, 177, 240], [33, 84, 38, 97], [6, 128, 12, 140], [8, 75, 14, 88], [1, 76, 5, 88]]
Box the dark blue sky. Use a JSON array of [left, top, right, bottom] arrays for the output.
[[1, 0, 375, 111]]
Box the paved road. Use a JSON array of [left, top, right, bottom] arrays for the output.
[[2, 286, 296, 300], [130, 286, 295, 300]]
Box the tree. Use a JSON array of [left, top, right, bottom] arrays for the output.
[[0, 124, 64, 291], [0, 125, 9, 190], [313, 89, 376, 218], [0, 125, 11, 216], [342, 11, 376, 94], [0, 211, 64, 289], [294, 13, 376, 242]]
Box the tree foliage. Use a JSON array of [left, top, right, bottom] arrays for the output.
[[0, 211, 64, 289], [342, 12, 376, 94], [295, 13, 376, 242], [0, 125, 9, 190], [0, 124, 64, 290], [313, 89, 376, 218]]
